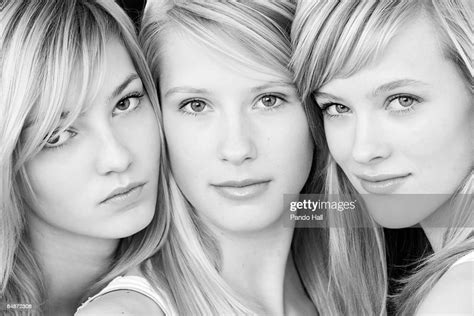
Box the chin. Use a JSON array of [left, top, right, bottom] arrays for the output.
[[368, 206, 434, 229], [372, 216, 419, 229], [362, 194, 444, 229], [210, 208, 286, 234], [114, 203, 156, 238]]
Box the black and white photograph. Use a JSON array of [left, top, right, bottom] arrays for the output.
[[1, 0, 472, 315]]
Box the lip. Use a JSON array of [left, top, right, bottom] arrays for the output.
[[101, 182, 147, 205], [356, 173, 411, 194], [211, 179, 271, 200]]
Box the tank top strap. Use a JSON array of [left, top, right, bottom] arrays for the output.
[[450, 251, 474, 269], [76, 275, 166, 314]]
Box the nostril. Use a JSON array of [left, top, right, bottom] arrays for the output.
[[218, 138, 257, 165]]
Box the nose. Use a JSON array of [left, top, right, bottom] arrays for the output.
[[217, 112, 257, 165], [95, 126, 133, 175], [351, 113, 391, 164]]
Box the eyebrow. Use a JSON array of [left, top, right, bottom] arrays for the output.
[[58, 74, 141, 122], [250, 81, 294, 93], [24, 74, 141, 130], [313, 79, 430, 104], [108, 73, 141, 103], [164, 86, 210, 98], [313, 91, 345, 103], [163, 81, 294, 98], [372, 79, 429, 96]]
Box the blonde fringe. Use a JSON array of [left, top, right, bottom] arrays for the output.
[[1, 1, 171, 314], [292, 1, 473, 315]]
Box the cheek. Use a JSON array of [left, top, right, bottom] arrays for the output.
[[268, 111, 314, 187], [405, 105, 472, 188], [395, 99, 471, 157], [168, 140, 204, 179], [162, 115, 207, 191], [25, 152, 88, 216], [324, 121, 352, 165], [125, 105, 162, 166]]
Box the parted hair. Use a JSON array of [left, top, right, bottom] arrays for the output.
[[141, 0, 387, 314], [0, 0, 172, 314], [291, 0, 473, 314]]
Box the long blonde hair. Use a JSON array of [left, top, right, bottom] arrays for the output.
[[291, 0, 473, 314], [0, 0, 171, 314], [141, 0, 386, 314]]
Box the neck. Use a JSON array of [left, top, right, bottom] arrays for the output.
[[28, 214, 118, 315], [215, 220, 314, 315], [420, 198, 453, 252]]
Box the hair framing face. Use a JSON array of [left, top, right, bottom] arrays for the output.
[[0, 0, 170, 312], [140, 1, 388, 315], [291, 0, 472, 101], [291, 1, 473, 314], [141, 0, 295, 89]]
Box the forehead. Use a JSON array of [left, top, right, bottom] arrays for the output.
[[63, 37, 137, 114], [159, 29, 290, 90], [320, 16, 448, 92]]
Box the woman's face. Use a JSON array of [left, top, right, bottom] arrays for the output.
[[316, 17, 473, 228], [25, 38, 161, 239], [160, 31, 313, 233]]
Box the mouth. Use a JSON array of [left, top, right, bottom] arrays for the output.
[[101, 182, 146, 204], [356, 173, 411, 194], [211, 179, 271, 200]]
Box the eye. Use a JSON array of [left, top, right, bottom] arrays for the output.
[[44, 130, 76, 148], [322, 103, 351, 116], [386, 95, 419, 112], [254, 94, 284, 109], [180, 99, 210, 114], [112, 93, 144, 115]]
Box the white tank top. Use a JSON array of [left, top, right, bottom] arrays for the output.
[[75, 275, 167, 314], [449, 251, 474, 270]]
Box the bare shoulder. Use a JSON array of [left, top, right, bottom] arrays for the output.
[[416, 262, 473, 315], [75, 290, 165, 316]]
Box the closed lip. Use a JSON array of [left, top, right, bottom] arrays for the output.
[[101, 182, 146, 204], [356, 173, 411, 182], [211, 179, 271, 188], [211, 179, 271, 200], [356, 173, 411, 194]]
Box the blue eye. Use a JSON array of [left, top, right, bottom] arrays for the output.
[[44, 129, 77, 149], [113, 92, 144, 115]]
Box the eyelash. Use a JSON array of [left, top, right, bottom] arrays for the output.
[[386, 93, 420, 115], [255, 93, 287, 111], [319, 103, 346, 120], [43, 129, 77, 151], [178, 98, 206, 117], [43, 91, 145, 151], [113, 91, 145, 116], [319, 93, 421, 119], [178, 93, 287, 117]]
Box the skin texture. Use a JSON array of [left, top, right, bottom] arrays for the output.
[[77, 28, 316, 316], [158, 30, 316, 315], [159, 31, 314, 234], [76, 289, 164, 316], [315, 17, 473, 229], [25, 38, 161, 240], [24, 38, 161, 315], [416, 262, 473, 315]]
